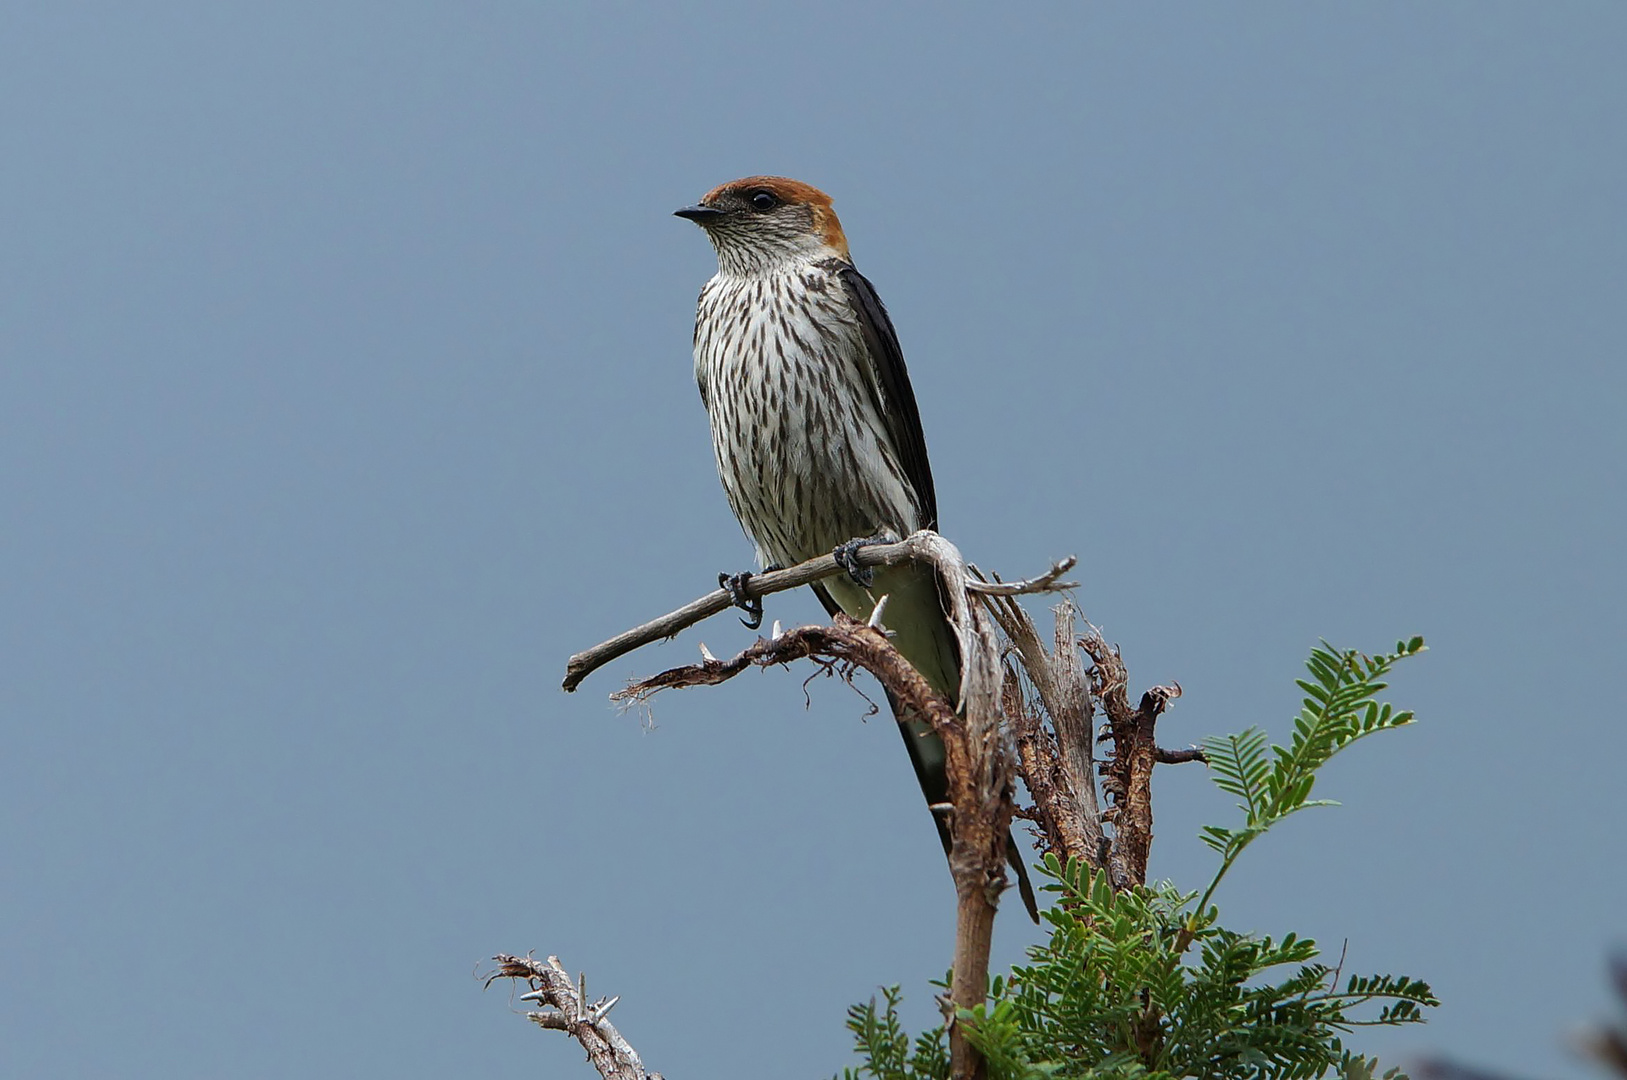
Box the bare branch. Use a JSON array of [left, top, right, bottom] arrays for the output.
[[612, 615, 951, 732], [565, 539, 916, 692], [964, 556, 1078, 596], [1081, 619, 1188, 888], [485, 955, 657, 1080], [564, 536, 1076, 692]]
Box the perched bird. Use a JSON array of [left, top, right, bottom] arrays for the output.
[[676, 176, 1038, 921]]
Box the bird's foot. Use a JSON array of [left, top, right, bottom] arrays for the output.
[[719, 570, 765, 629], [833, 533, 889, 588]]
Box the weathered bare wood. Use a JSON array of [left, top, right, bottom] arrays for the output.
[[964, 556, 1078, 596], [1049, 605, 1106, 862], [486, 955, 657, 1080], [984, 594, 1109, 868], [1080, 620, 1191, 888], [925, 535, 1010, 1080]]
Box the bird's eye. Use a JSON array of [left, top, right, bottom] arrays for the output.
[[749, 190, 779, 211]]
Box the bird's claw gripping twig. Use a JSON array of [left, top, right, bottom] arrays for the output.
[[718, 571, 764, 629], [833, 535, 883, 588]]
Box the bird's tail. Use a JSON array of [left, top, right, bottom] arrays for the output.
[[817, 563, 1040, 923]]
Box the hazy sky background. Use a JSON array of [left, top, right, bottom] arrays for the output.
[[3, 4, 1623, 1078]]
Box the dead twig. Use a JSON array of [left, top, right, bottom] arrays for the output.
[[1080, 620, 1200, 888], [613, 616, 948, 726], [485, 954, 657, 1080], [965, 556, 1078, 596]]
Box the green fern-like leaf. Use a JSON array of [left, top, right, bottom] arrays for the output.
[[839, 987, 949, 1080], [1196, 639, 1425, 910]]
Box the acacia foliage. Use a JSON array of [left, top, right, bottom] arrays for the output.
[[840, 638, 1434, 1080]]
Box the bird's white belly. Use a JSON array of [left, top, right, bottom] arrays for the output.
[[694, 270, 919, 568]]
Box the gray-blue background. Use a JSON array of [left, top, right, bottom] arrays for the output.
[[3, 4, 1622, 1077]]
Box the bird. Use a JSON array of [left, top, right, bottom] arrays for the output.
[[675, 176, 1038, 922]]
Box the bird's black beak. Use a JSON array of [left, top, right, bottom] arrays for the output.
[[674, 203, 725, 223]]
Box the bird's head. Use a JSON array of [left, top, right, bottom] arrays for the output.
[[675, 176, 850, 274]]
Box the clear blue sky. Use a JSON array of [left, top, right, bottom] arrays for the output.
[[2, 4, 1622, 1078]]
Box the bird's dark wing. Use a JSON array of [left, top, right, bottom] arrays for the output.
[[836, 263, 939, 531], [694, 284, 712, 410]]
